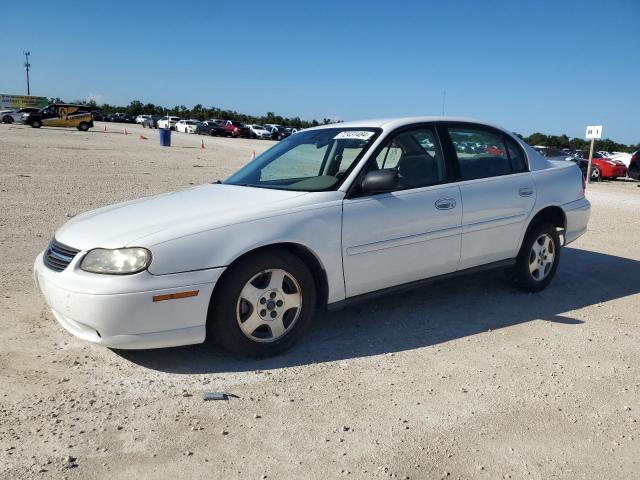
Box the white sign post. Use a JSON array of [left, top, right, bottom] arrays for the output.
[[585, 125, 603, 186]]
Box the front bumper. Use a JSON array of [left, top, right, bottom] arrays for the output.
[[602, 165, 627, 178], [33, 252, 224, 349]]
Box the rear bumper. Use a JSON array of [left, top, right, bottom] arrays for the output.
[[562, 197, 591, 245], [34, 252, 225, 349]]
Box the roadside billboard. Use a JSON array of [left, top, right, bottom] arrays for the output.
[[0, 94, 48, 110]]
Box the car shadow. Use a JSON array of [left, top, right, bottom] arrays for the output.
[[115, 248, 640, 374]]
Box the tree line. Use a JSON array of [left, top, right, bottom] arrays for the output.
[[50, 98, 333, 129], [514, 132, 638, 153], [49, 97, 638, 151]]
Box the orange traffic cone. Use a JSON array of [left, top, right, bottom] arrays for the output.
[[200, 139, 205, 149], [103, 125, 107, 132], [124, 128, 128, 135], [139, 135, 148, 140]]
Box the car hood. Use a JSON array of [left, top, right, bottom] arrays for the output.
[[55, 184, 310, 250]]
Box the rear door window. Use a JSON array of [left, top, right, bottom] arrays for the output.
[[445, 126, 526, 180]]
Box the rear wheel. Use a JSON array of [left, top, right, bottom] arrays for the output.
[[208, 250, 316, 356], [508, 223, 561, 292], [590, 165, 601, 182], [2, 116, 13, 124], [31, 119, 42, 128], [78, 122, 89, 132]]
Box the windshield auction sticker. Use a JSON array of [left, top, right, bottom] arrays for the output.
[[334, 130, 375, 140]]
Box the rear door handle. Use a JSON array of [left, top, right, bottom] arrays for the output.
[[518, 186, 534, 197], [435, 198, 456, 210]]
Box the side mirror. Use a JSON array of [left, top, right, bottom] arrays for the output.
[[361, 169, 399, 194]]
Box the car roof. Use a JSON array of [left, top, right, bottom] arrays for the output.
[[308, 116, 511, 133]]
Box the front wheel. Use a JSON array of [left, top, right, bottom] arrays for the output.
[[78, 122, 89, 132], [590, 165, 601, 182], [2, 116, 13, 124], [508, 223, 561, 292], [31, 119, 42, 128], [208, 250, 316, 356]]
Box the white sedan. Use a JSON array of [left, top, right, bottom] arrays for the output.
[[34, 117, 590, 356], [156, 116, 181, 130], [246, 124, 273, 139], [1, 107, 40, 124], [175, 119, 201, 134]]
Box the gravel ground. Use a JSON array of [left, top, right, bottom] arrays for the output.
[[0, 122, 639, 479]]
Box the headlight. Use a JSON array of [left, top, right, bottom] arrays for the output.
[[80, 247, 151, 274]]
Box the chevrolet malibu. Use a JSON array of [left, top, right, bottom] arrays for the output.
[[34, 117, 591, 356]]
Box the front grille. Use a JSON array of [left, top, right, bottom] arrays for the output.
[[44, 239, 80, 272]]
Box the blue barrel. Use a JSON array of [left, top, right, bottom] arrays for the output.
[[159, 128, 171, 147]]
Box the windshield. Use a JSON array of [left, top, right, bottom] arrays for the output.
[[224, 127, 380, 191]]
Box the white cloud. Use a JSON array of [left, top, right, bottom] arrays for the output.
[[87, 92, 105, 104]]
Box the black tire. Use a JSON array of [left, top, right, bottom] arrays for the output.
[[31, 119, 42, 128], [2, 116, 13, 124], [78, 122, 89, 132], [590, 165, 601, 182], [508, 223, 561, 292], [207, 250, 316, 357]]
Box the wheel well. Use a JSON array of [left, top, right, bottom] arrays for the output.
[[213, 243, 330, 309], [527, 206, 566, 235]]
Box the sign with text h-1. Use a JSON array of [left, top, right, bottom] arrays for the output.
[[585, 125, 602, 139]]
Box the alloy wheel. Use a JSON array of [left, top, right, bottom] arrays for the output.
[[236, 269, 302, 343], [528, 233, 555, 281]]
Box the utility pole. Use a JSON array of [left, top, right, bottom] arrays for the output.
[[24, 51, 31, 96]]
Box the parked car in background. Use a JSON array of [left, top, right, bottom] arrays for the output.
[[221, 120, 244, 137], [628, 150, 639, 180], [91, 111, 104, 121], [157, 116, 181, 130], [1, 107, 40, 124], [196, 120, 226, 136], [142, 115, 161, 128], [105, 113, 135, 123], [26, 104, 94, 131], [175, 119, 201, 134], [135, 115, 152, 124], [240, 124, 272, 139], [532, 146, 572, 161], [575, 151, 627, 181], [268, 125, 291, 141], [33, 117, 590, 356]]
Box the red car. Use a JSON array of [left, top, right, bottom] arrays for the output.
[[628, 150, 639, 180], [485, 145, 506, 156], [588, 153, 627, 181], [221, 120, 244, 137]]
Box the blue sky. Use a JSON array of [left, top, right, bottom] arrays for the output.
[[2, 0, 639, 143]]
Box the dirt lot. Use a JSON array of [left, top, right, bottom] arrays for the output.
[[1, 122, 639, 479]]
